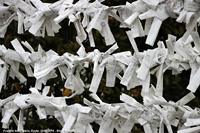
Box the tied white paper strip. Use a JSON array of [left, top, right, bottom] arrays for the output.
[[0, 0, 199, 46], [0, 0, 200, 133], [0, 31, 200, 132], [0, 88, 198, 133], [0, 36, 196, 94]]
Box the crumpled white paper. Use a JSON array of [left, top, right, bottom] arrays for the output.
[[1, 0, 200, 132]]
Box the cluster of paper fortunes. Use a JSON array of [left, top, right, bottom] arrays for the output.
[[1, 0, 200, 132]]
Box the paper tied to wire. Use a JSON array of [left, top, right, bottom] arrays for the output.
[[0, 79, 199, 132], [1, 0, 200, 133], [28, 0, 62, 37], [0, 0, 199, 47], [1, 28, 200, 133], [1, 0, 37, 36]]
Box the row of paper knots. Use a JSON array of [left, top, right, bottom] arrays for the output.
[[1, 0, 200, 132]]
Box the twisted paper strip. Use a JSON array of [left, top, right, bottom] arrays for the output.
[[1, 0, 200, 132]]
